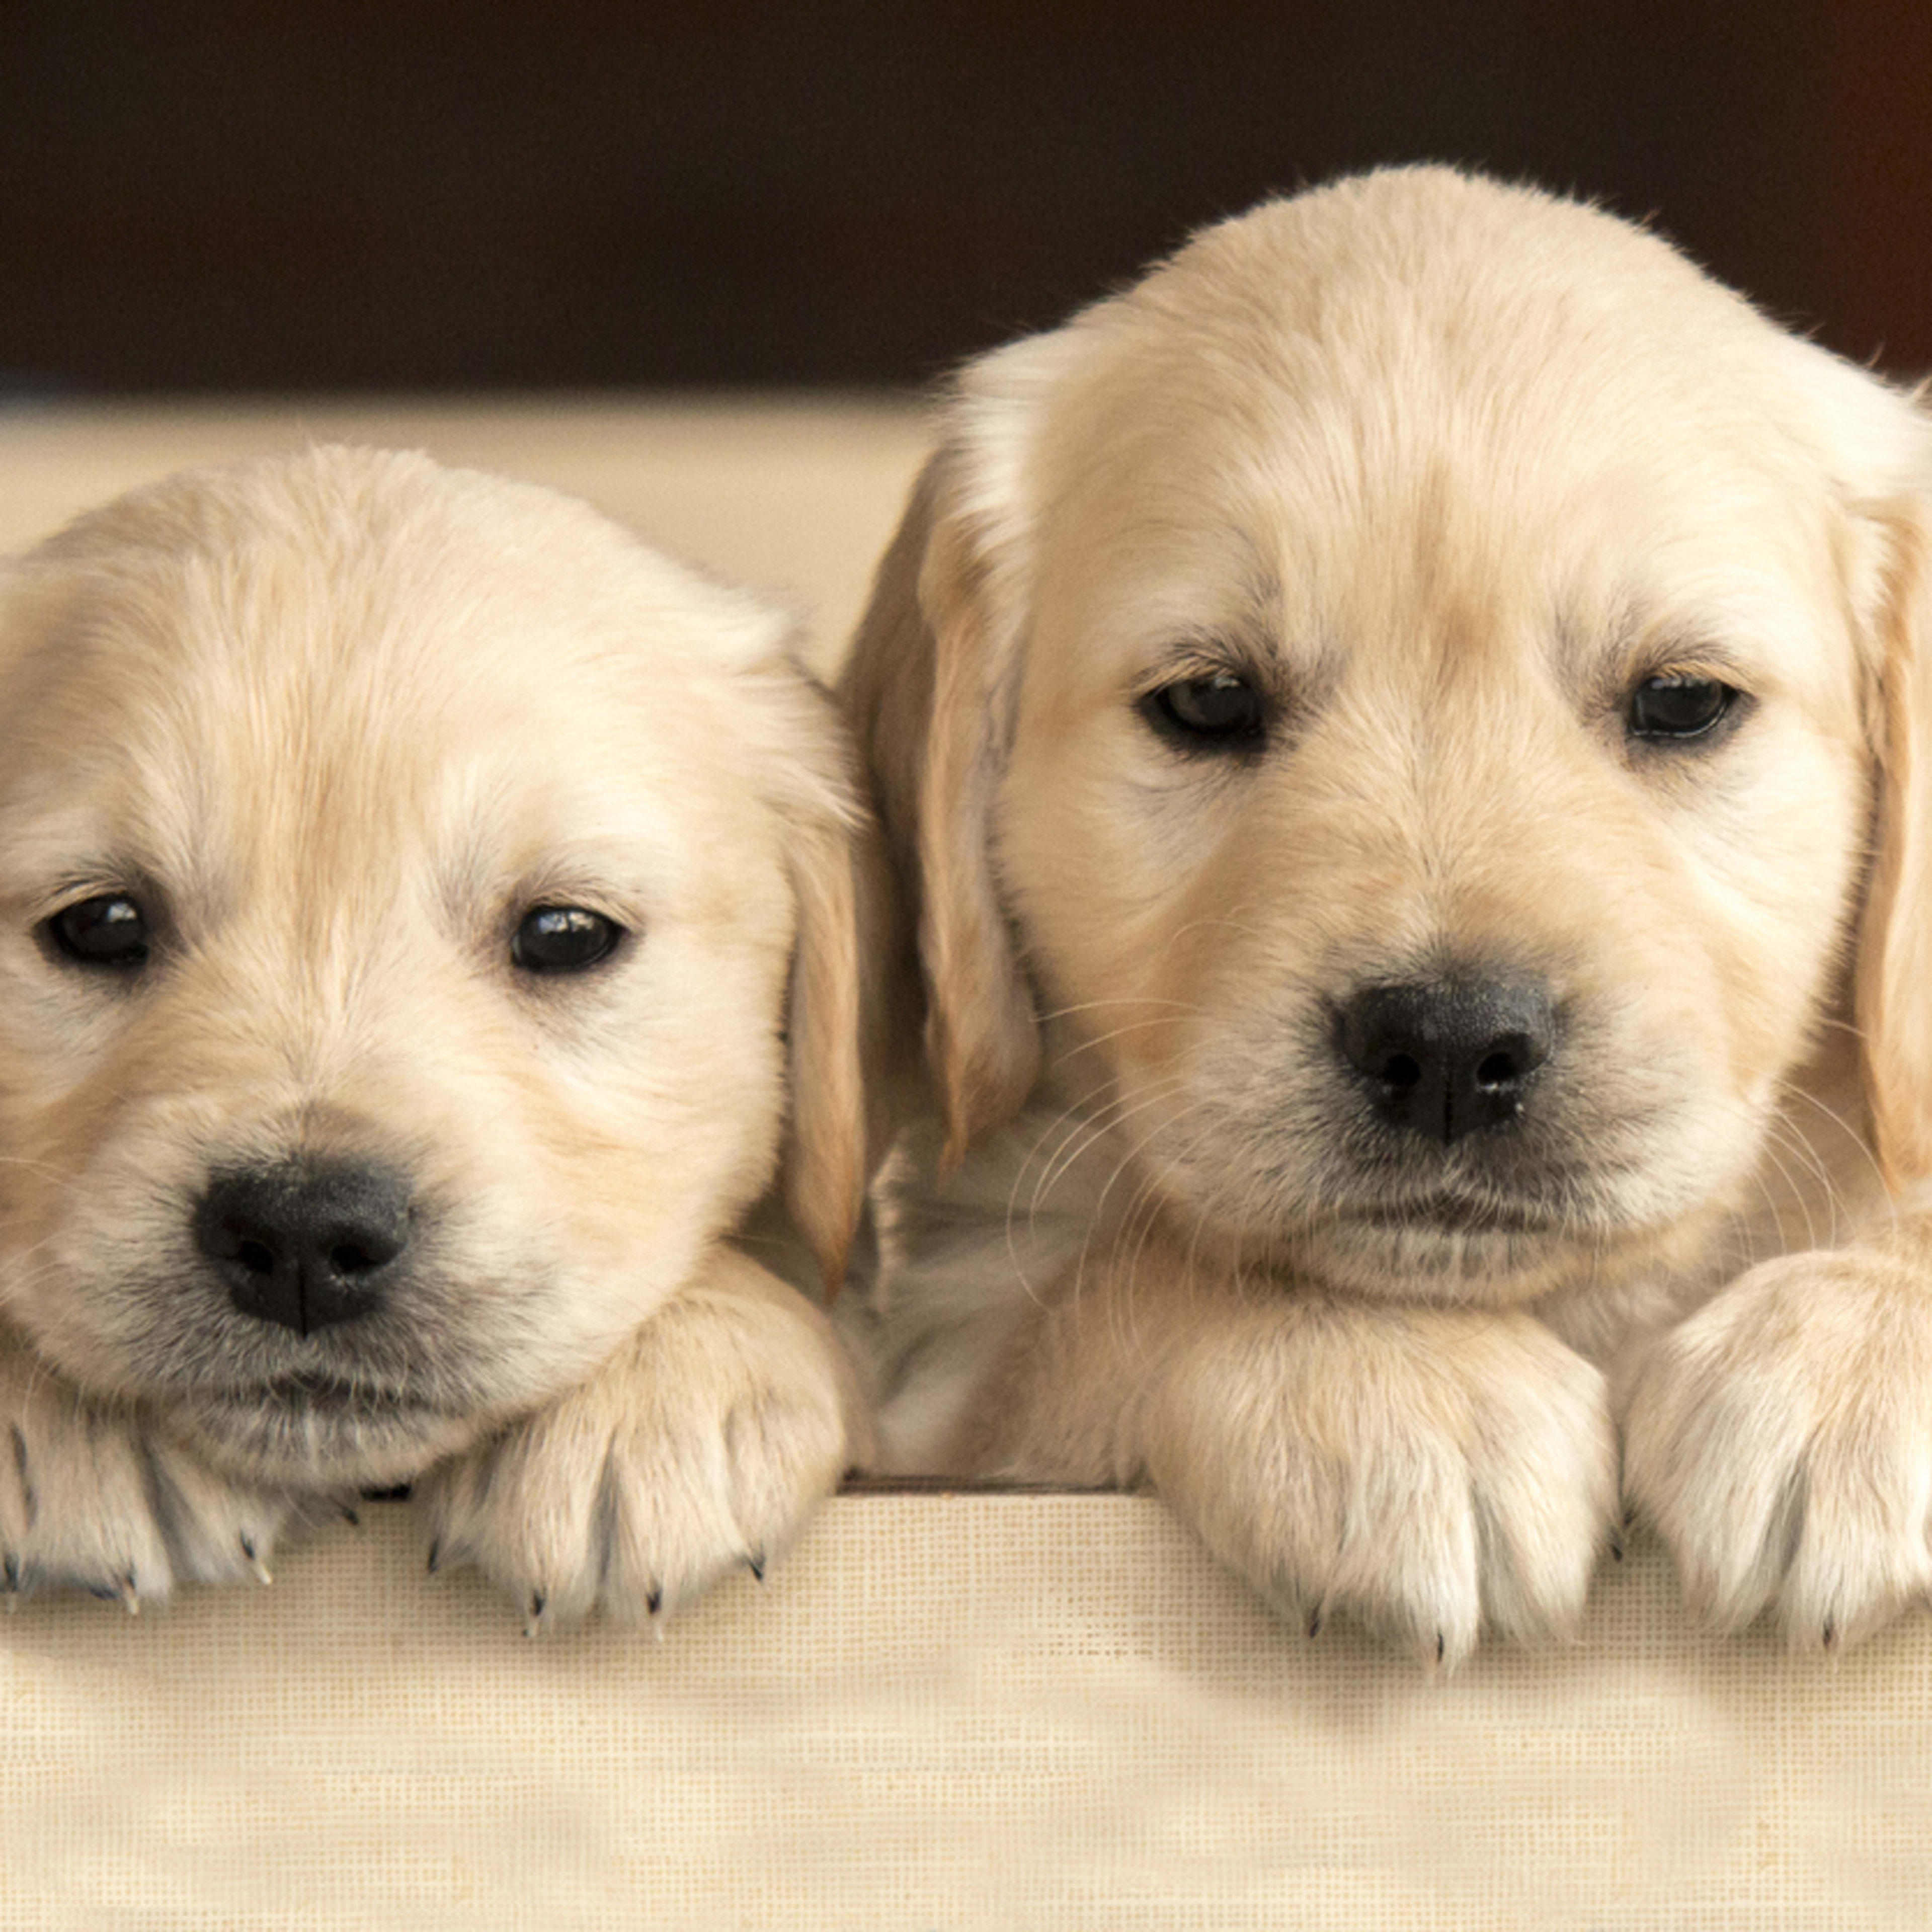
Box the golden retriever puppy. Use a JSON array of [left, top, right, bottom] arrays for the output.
[[841, 166, 1932, 1664], [0, 445, 872, 1627]]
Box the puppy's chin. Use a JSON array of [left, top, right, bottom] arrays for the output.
[[1276, 1214, 1611, 1307], [176, 1382, 492, 1490]]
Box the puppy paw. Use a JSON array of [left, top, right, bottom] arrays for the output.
[[1143, 1301, 1616, 1667], [1625, 1247, 1932, 1649], [416, 1253, 868, 1632], [0, 1344, 296, 1608]]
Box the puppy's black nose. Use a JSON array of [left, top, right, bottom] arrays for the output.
[[1336, 976, 1555, 1144], [195, 1160, 412, 1335]]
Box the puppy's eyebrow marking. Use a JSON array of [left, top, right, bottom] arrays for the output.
[[1235, 548, 1286, 634], [501, 865, 652, 939], [1140, 631, 1261, 680], [1631, 633, 1752, 683], [27, 858, 156, 916], [1130, 541, 1292, 685], [1557, 592, 1753, 710]]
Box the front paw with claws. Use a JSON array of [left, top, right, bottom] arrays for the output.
[[1625, 1245, 1932, 1649], [1141, 1298, 1617, 1669], [415, 1252, 869, 1633], [0, 1338, 297, 1610]]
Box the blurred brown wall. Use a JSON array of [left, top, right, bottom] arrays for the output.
[[3, 0, 1928, 393]]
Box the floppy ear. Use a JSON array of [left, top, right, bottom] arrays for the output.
[[1854, 497, 1932, 1191], [778, 782, 873, 1295], [841, 440, 1043, 1166]]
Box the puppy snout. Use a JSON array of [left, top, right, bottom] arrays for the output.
[[194, 1159, 414, 1336], [1336, 976, 1555, 1144]]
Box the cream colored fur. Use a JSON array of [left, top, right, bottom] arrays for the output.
[[841, 166, 1932, 1663], [0, 445, 871, 1625]]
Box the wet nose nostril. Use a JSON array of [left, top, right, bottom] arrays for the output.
[[1382, 1052, 1424, 1091], [233, 1236, 279, 1276], [329, 1238, 393, 1276], [1475, 1027, 1553, 1092]]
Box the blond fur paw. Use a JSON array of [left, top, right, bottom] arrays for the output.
[[1143, 1301, 1616, 1668], [417, 1257, 869, 1633], [0, 1347, 296, 1609], [1625, 1248, 1932, 1650]]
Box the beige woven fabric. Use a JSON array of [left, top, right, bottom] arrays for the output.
[[3, 404, 1929, 1926], [4, 1497, 1930, 1928]]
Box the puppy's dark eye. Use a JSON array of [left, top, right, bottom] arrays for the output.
[[44, 894, 150, 970], [1627, 674, 1739, 742], [510, 905, 625, 975], [1142, 672, 1266, 749]]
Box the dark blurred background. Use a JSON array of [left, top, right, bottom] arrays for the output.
[[5, 0, 1929, 395]]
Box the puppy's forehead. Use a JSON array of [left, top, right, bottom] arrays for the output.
[[1026, 170, 1877, 679], [0, 449, 783, 877]]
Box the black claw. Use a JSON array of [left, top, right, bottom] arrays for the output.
[[1307, 1608, 1323, 1640], [747, 1553, 766, 1584], [1607, 1533, 1625, 1564], [1435, 1631, 1445, 1665], [530, 1591, 546, 1621], [3, 1553, 19, 1593], [426, 1540, 442, 1576], [86, 1582, 121, 1604], [647, 1586, 663, 1617], [1822, 1619, 1838, 1652], [340, 1504, 361, 1528], [239, 1534, 256, 1562]]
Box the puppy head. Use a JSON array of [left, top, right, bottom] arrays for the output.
[[845, 167, 1932, 1304], [0, 446, 865, 1485]]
